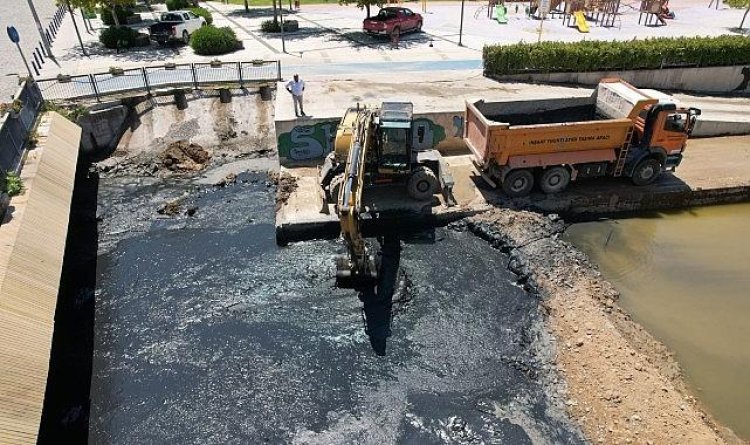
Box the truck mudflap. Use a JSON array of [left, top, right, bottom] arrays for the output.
[[664, 154, 683, 170]]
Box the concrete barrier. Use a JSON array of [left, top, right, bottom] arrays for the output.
[[494, 65, 750, 95], [276, 110, 468, 167]]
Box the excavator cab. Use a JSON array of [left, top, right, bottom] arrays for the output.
[[375, 102, 414, 175]]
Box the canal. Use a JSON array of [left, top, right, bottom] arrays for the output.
[[44, 168, 585, 444], [565, 202, 750, 440]]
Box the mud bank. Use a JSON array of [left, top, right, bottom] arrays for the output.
[[466, 209, 742, 444]]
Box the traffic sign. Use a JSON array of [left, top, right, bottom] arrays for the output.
[[7, 26, 20, 44]]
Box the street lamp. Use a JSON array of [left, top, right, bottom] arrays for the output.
[[458, 0, 465, 47]]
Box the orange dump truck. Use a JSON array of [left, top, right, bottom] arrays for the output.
[[464, 78, 701, 196]]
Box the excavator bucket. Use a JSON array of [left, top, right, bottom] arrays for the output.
[[335, 254, 379, 289]]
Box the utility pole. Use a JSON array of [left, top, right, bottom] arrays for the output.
[[25, 0, 53, 58], [279, 6, 287, 53], [66, 1, 88, 56], [458, 0, 465, 46]]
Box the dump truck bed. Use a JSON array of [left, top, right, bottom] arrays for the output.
[[466, 98, 633, 164]]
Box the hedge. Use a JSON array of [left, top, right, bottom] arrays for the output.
[[190, 7, 213, 25], [190, 26, 240, 55], [483, 36, 750, 76]]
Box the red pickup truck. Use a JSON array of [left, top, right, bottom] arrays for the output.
[[363, 7, 423, 36]]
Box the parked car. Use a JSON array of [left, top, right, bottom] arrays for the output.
[[149, 11, 206, 45], [363, 7, 423, 36]]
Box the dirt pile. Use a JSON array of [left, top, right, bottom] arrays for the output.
[[270, 171, 298, 211], [161, 140, 211, 172], [466, 208, 737, 445]]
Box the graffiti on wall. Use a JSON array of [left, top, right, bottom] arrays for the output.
[[278, 116, 456, 161], [277, 121, 338, 161]]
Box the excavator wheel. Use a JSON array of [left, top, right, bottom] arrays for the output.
[[407, 167, 439, 201], [328, 173, 345, 205]]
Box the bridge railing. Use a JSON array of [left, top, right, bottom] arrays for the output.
[[0, 81, 44, 176], [36, 60, 282, 102]]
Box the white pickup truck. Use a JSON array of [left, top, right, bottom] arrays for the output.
[[149, 11, 206, 45]]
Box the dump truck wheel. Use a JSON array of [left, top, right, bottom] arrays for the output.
[[407, 167, 439, 201], [540, 166, 570, 194], [631, 158, 662, 186], [502, 169, 534, 197]]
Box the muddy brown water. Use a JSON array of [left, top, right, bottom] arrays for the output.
[[565, 203, 750, 440]]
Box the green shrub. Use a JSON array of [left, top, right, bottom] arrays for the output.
[[724, 0, 749, 8], [261, 19, 281, 33], [101, 5, 132, 26], [190, 7, 213, 25], [190, 25, 239, 55], [3, 172, 23, 197], [99, 26, 141, 49], [483, 36, 750, 76], [166, 0, 190, 11]]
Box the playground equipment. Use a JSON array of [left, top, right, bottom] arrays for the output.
[[573, 10, 590, 31], [495, 4, 509, 23], [561, 0, 621, 29], [639, 0, 669, 25]]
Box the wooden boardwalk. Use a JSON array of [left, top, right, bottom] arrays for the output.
[[0, 113, 80, 445]]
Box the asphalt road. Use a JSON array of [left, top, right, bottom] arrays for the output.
[[55, 171, 587, 444], [0, 0, 58, 100]]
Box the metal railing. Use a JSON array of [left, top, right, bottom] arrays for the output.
[[0, 82, 44, 176], [36, 60, 282, 102]]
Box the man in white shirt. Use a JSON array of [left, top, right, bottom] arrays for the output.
[[286, 74, 306, 117]]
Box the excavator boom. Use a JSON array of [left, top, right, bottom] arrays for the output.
[[335, 109, 378, 289]]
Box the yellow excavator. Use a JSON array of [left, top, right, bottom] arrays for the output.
[[319, 102, 455, 289]]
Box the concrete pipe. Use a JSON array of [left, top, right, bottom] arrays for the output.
[[174, 90, 188, 110], [259, 85, 272, 101], [219, 88, 232, 104]]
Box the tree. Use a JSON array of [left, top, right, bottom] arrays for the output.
[[338, 0, 384, 18], [725, 0, 750, 30], [61, 0, 135, 27]]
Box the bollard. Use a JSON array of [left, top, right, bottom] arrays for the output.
[[46, 30, 52, 44], [219, 88, 232, 103], [33, 51, 41, 67], [174, 90, 188, 110], [32, 59, 40, 77], [35, 47, 45, 63]]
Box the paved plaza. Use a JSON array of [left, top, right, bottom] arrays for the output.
[[0, 0, 743, 85]]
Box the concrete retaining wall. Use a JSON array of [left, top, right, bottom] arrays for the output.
[[276, 110, 468, 166], [494, 65, 750, 95], [77, 102, 129, 157]]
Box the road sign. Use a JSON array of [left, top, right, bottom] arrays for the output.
[[7, 26, 20, 44]]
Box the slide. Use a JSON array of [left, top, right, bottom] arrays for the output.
[[495, 5, 509, 23], [574, 11, 590, 32]]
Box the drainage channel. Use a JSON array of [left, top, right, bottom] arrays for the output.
[[41, 165, 584, 443]]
